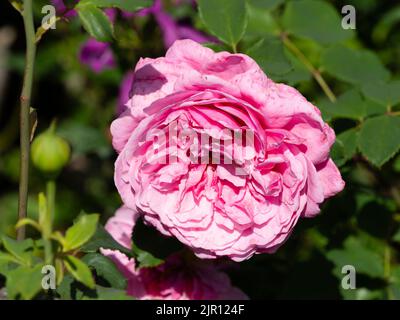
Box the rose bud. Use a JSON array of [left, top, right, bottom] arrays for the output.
[[31, 123, 71, 174]]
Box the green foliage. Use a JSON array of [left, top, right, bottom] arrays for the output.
[[327, 236, 385, 279], [64, 255, 95, 289], [82, 253, 127, 289], [283, 0, 353, 44], [81, 224, 133, 257], [76, 4, 114, 42], [6, 265, 44, 300], [198, 0, 248, 50], [63, 214, 99, 252], [78, 0, 152, 12], [132, 242, 163, 269], [321, 45, 390, 86], [331, 128, 358, 167], [358, 115, 400, 167], [246, 36, 292, 78], [361, 81, 400, 108]]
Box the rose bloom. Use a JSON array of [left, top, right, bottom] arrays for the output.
[[111, 39, 345, 262], [102, 206, 248, 300]]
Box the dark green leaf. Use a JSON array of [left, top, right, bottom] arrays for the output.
[[82, 253, 126, 290], [247, 36, 292, 76], [198, 0, 248, 49], [248, 0, 284, 10], [361, 81, 400, 108], [77, 0, 152, 12], [245, 4, 280, 37], [282, 0, 353, 44], [77, 4, 114, 42], [358, 115, 400, 167], [331, 128, 358, 166], [320, 90, 366, 120], [81, 224, 133, 257], [84, 286, 134, 300], [132, 243, 163, 269], [321, 45, 390, 86], [327, 236, 385, 279]]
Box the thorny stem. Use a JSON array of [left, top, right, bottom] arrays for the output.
[[17, 0, 36, 240]]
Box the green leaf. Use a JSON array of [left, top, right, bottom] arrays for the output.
[[272, 48, 311, 85], [76, 0, 150, 11], [321, 45, 390, 86], [331, 128, 358, 167], [0, 252, 19, 275], [1, 236, 34, 266], [64, 255, 95, 289], [81, 224, 133, 257], [282, 0, 353, 45], [84, 286, 134, 300], [82, 253, 126, 290], [327, 236, 385, 279], [132, 243, 163, 269], [320, 90, 367, 120], [57, 276, 133, 300], [63, 214, 99, 252], [248, 0, 284, 10], [246, 36, 292, 77], [0, 251, 20, 265], [364, 98, 388, 118], [77, 0, 152, 12], [245, 4, 280, 37], [361, 81, 400, 108], [58, 122, 111, 158], [76, 4, 114, 42], [6, 264, 44, 300], [358, 115, 400, 167], [56, 275, 75, 300], [198, 0, 248, 49]]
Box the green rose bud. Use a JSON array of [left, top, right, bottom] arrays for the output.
[[31, 123, 71, 174]]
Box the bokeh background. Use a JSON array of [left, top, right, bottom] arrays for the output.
[[1, 0, 400, 299]]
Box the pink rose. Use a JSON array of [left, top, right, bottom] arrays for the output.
[[111, 39, 345, 262], [102, 206, 248, 300]]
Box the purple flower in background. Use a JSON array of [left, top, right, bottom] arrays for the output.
[[139, 0, 216, 48], [79, 39, 116, 73], [51, 0, 77, 18]]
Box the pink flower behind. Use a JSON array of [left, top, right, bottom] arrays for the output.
[[102, 206, 248, 300], [111, 39, 345, 262]]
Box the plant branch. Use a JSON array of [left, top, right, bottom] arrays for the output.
[[17, 0, 36, 240], [281, 34, 337, 103]]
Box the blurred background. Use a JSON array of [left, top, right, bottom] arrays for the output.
[[1, 0, 400, 299]]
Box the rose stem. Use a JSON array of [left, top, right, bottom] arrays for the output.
[[17, 0, 36, 240], [281, 33, 337, 103]]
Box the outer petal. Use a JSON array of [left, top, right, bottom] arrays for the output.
[[316, 158, 345, 198]]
